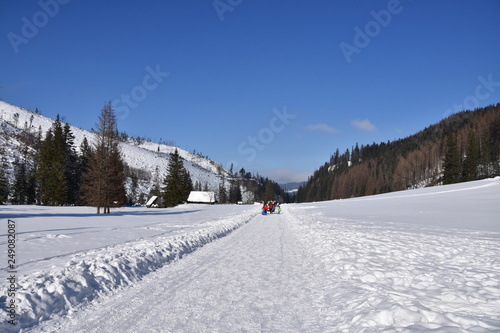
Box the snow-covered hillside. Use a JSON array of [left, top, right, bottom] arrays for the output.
[[0, 100, 247, 201], [1, 178, 499, 332]]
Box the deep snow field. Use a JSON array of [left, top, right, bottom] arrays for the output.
[[1, 178, 500, 332]]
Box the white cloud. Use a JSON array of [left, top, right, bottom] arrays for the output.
[[351, 119, 376, 131], [305, 123, 339, 134]]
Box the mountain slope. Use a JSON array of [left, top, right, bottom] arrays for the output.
[[297, 104, 500, 202], [0, 100, 246, 203]]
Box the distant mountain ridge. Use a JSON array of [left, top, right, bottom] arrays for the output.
[[279, 181, 306, 192], [297, 104, 500, 202]]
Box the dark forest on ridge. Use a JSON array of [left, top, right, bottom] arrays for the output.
[[297, 104, 500, 202]]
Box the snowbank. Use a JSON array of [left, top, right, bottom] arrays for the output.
[[0, 207, 256, 332]]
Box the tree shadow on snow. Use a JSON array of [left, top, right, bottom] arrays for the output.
[[0, 207, 203, 220]]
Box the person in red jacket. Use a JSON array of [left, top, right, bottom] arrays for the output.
[[268, 201, 274, 213], [262, 202, 269, 215]]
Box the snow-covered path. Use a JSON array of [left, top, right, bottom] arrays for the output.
[[4, 178, 500, 332], [30, 213, 335, 332], [29, 198, 500, 332]]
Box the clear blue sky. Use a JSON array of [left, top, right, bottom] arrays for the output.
[[1, 0, 499, 183]]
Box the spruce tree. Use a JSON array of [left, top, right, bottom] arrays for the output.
[[462, 130, 479, 181], [218, 177, 227, 204], [0, 149, 9, 204], [0, 167, 9, 204], [26, 168, 37, 205], [77, 137, 92, 204], [37, 127, 66, 205], [12, 159, 28, 204], [79, 137, 92, 173], [63, 123, 80, 204], [264, 180, 275, 202], [162, 149, 191, 207], [181, 169, 193, 200], [443, 134, 461, 185], [229, 181, 242, 203]]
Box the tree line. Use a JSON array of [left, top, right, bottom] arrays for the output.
[[0, 102, 127, 211], [0, 102, 197, 211], [297, 104, 500, 202], [0, 101, 292, 207]]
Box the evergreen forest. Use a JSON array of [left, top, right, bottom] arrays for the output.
[[296, 104, 500, 202]]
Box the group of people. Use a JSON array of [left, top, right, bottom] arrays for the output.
[[261, 200, 281, 215]]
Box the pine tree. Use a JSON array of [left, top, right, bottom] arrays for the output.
[[0, 167, 9, 204], [26, 168, 37, 204], [79, 137, 92, 173], [218, 177, 227, 204], [77, 137, 92, 204], [63, 123, 80, 204], [0, 149, 9, 204], [81, 101, 126, 213], [162, 149, 191, 207], [229, 181, 242, 203], [263, 180, 275, 202], [37, 126, 66, 205], [443, 134, 461, 185], [462, 130, 479, 181], [12, 159, 28, 204], [181, 169, 193, 200]]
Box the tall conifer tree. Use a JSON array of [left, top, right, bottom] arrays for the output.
[[462, 130, 479, 181], [162, 149, 192, 207], [12, 158, 28, 204], [81, 102, 126, 213], [0, 151, 10, 204], [0, 168, 8, 204], [37, 123, 66, 205], [264, 180, 275, 202], [443, 134, 461, 185], [218, 176, 227, 204]]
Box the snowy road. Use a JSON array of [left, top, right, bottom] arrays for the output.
[[29, 193, 500, 332], [4, 178, 500, 332], [30, 213, 336, 332]]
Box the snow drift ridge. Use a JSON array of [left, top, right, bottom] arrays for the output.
[[0, 209, 256, 332]]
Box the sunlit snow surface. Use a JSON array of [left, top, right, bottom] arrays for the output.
[[1, 178, 500, 332]]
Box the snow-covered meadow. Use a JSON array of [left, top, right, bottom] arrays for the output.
[[286, 177, 500, 331], [1, 178, 500, 332]]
